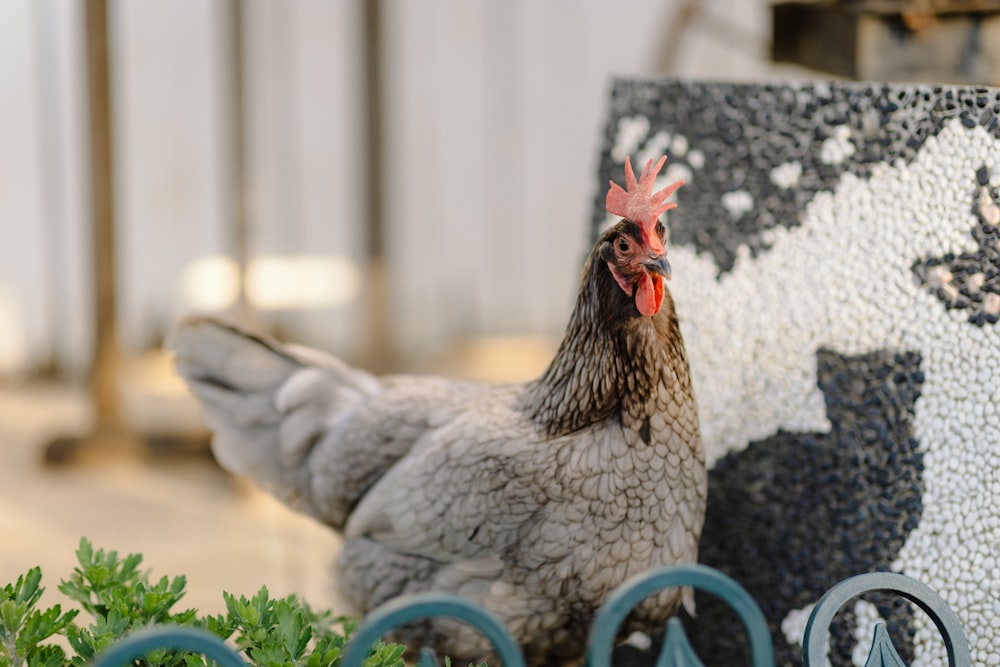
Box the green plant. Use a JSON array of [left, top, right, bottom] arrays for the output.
[[0, 567, 78, 667], [0, 538, 412, 667], [57, 539, 197, 667]]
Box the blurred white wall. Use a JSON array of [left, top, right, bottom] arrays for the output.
[[0, 0, 90, 374], [0, 0, 786, 376]]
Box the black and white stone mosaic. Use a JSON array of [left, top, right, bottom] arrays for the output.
[[593, 81, 1000, 274], [912, 166, 1000, 326], [593, 80, 1000, 666], [690, 348, 924, 665]]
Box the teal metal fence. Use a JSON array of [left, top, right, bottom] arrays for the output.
[[91, 564, 970, 667], [802, 572, 970, 667]]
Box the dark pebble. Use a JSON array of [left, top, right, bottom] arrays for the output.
[[978, 166, 991, 186]]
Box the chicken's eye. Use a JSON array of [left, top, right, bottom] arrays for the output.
[[616, 238, 630, 253], [655, 221, 665, 238]]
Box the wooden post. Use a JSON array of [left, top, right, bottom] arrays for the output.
[[362, 0, 393, 373], [229, 0, 252, 326], [84, 0, 125, 436]]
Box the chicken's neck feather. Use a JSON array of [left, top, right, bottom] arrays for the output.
[[520, 245, 694, 438]]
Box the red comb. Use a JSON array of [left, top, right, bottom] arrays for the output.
[[606, 156, 684, 254]]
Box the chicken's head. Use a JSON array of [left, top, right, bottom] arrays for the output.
[[603, 155, 684, 317]]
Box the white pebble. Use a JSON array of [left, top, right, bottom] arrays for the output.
[[721, 190, 754, 218]]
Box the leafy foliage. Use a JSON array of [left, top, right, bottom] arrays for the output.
[[58, 539, 196, 667], [0, 539, 414, 667], [0, 567, 77, 667]]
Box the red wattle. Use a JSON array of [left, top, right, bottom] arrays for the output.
[[635, 273, 664, 317]]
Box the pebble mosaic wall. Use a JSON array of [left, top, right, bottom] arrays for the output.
[[592, 80, 1000, 666]]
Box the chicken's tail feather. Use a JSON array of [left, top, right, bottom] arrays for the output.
[[172, 315, 302, 395], [169, 315, 377, 513]]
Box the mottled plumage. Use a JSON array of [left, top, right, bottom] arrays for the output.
[[171, 157, 706, 665]]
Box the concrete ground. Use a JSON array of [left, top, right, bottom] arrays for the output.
[[0, 380, 342, 618], [0, 338, 555, 620]]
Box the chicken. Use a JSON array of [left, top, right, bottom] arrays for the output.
[[171, 155, 706, 665]]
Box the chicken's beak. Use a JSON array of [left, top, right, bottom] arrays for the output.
[[643, 255, 672, 281]]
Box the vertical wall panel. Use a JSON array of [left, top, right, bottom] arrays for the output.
[[671, 0, 772, 80], [382, 0, 492, 353], [241, 0, 365, 356], [516, 0, 620, 331], [0, 0, 49, 373], [276, 0, 366, 355], [113, 0, 228, 348], [244, 0, 300, 260], [478, 1, 537, 334], [40, 0, 92, 377]]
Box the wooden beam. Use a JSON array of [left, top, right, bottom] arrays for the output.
[[84, 0, 124, 435], [772, 1, 1000, 84], [229, 0, 252, 326], [361, 0, 394, 373]]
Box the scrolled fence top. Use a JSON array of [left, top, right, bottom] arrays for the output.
[[339, 593, 527, 667], [90, 626, 248, 667], [586, 564, 774, 667], [802, 571, 972, 667], [88, 565, 970, 667]]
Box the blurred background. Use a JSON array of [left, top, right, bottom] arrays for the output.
[[1, 0, 996, 617]]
